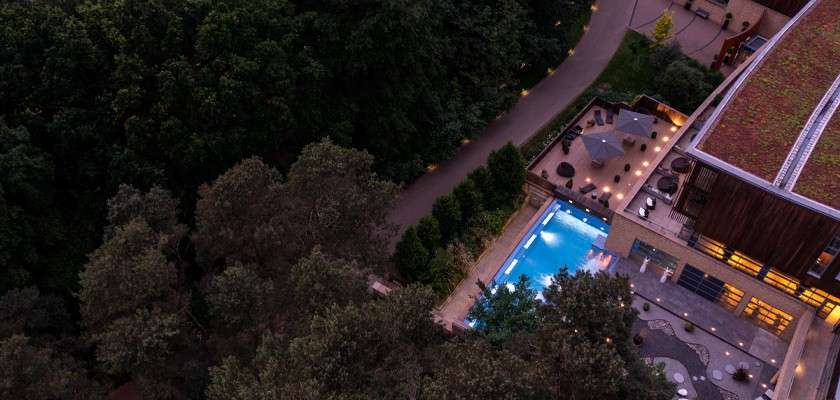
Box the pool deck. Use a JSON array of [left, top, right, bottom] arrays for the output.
[[435, 196, 550, 330]]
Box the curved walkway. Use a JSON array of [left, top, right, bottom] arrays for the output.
[[388, 0, 637, 233]]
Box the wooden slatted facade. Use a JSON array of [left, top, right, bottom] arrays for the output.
[[674, 162, 840, 292], [753, 0, 810, 17]]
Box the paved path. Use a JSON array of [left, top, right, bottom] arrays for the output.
[[388, 0, 636, 232]]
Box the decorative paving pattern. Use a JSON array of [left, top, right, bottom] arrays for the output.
[[648, 319, 676, 336], [719, 386, 740, 400], [687, 342, 711, 366]]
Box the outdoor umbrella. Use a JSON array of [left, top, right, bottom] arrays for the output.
[[581, 131, 624, 161], [616, 109, 655, 138]]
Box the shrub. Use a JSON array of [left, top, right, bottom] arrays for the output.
[[733, 367, 749, 382], [643, 302, 650, 311], [453, 178, 484, 223], [487, 143, 525, 207], [649, 41, 682, 71], [427, 247, 459, 296], [416, 216, 442, 251], [633, 333, 644, 346], [394, 227, 430, 282], [432, 195, 463, 242], [684, 322, 695, 333]]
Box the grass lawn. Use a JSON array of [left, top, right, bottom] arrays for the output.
[[520, 31, 720, 161]]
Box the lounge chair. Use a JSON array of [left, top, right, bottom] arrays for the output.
[[646, 196, 656, 210], [606, 108, 614, 124], [594, 110, 605, 126], [591, 159, 604, 168], [598, 192, 612, 207], [579, 183, 596, 194], [638, 207, 649, 219]]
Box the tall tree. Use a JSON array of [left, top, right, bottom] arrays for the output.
[[205, 262, 275, 333], [284, 138, 398, 268], [0, 335, 102, 400], [468, 275, 540, 345], [193, 157, 287, 269], [651, 11, 673, 46]]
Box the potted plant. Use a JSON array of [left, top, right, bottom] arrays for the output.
[[742, 20, 750, 32], [643, 302, 651, 312], [684, 0, 693, 11], [732, 367, 749, 382], [684, 322, 695, 333], [565, 179, 573, 189], [633, 333, 645, 346], [723, 12, 733, 30]]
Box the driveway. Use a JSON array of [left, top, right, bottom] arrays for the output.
[[388, 0, 637, 234]]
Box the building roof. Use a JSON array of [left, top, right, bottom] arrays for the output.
[[691, 0, 840, 215]]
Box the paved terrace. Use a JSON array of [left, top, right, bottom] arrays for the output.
[[529, 105, 680, 211], [630, 0, 730, 74], [621, 258, 785, 400]]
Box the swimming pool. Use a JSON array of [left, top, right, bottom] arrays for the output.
[[491, 199, 612, 294]]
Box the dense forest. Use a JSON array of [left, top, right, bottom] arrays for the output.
[[2, 139, 674, 399], [0, 0, 589, 300], [0, 0, 682, 397]]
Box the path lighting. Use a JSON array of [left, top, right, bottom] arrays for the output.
[[603, 186, 611, 192], [683, 312, 688, 317], [605, 337, 612, 343], [585, 208, 591, 213], [642, 161, 650, 167], [662, 136, 670, 142], [461, 138, 471, 145], [426, 164, 438, 172], [568, 199, 574, 204], [586, 177, 592, 183], [670, 126, 678, 132], [635, 170, 642, 176], [738, 342, 744, 347], [617, 193, 624, 200], [583, 25, 590, 32], [547, 68, 555, 75], [554, 21, 561, 27], [711, 327, 717, 332], [761, 384, 768, 389], [771, 359, 776, 364], [655, 298, 661, 302], [654, 146, 662, 152], [591, 4, 598, 12], [725, 351, 730, 356], [520, 89, 530, 97], [568, 48, 575, 57]]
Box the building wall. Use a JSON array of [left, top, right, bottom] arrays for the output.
[[606, 212, 809, 341]]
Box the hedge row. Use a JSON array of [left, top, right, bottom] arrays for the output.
[[393, 143, 525, 296]]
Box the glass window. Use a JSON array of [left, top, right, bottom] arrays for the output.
[[811, 235, 840, 278], [742, 297, 793, 335]]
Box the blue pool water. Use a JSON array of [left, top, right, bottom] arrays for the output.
[[491, 199, 611, 294]]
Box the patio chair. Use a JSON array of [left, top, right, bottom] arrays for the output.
[[591, 159, 604, 168], [598, 192, 611, 207], [579, 183, 596, 194], [622, 135, 636, 146], [646, 196, 656, 210], [606, 108, 614, 124], [638, 207, 649, 219], [594, 110, 605, 126]]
